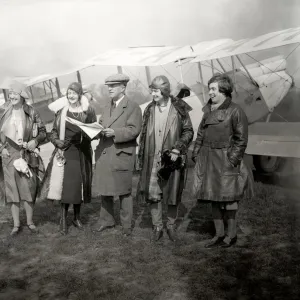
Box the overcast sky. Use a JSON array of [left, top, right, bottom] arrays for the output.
[[0, 0, 299, 86]]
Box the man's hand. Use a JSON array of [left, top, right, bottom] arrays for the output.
[[170, 149, 180, 162], [1, 148, 10, 158], [27, 140, 37, 151], [55, 139, 66, 150], [102, 128, 115, 138]]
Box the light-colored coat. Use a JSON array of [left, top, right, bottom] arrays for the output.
[[93, 96, 142, 196]]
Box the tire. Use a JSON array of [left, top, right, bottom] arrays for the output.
[[253, 155, 282, 173]]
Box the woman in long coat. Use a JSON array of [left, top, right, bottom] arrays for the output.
[[192, 73, 254, 248], [0, 82, 46, 236], [137, 75, 194, 241], [39, 82, 96, 235]]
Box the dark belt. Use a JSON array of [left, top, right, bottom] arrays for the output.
[[202, 140, 230, 149]]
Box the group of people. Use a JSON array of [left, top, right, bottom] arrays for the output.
[[0, 72, 254, 248]]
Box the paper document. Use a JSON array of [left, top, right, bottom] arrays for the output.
[[66, 116, 104, 139]]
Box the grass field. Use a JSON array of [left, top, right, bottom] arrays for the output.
[[0, 170, 299, 300]]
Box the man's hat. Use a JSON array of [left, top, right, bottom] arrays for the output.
[[104, 74, 130, 85]]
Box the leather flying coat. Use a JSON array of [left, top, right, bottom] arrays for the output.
[[192, 97, 254, 202], [137, 96, 194, 205]]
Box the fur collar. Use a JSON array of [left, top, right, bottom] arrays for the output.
[[203, 97, 232, 113], [48, 95, 90, 113]]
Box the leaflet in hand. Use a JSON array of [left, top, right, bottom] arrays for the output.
[[65, 116, 104, 139]]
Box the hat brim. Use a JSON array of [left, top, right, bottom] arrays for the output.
[[105, 81, 128, 85]]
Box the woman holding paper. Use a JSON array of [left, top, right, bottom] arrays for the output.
[[39, 82, 96, 235], [0, 81, 46, 236]]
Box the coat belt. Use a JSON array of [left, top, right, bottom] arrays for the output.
[[202, 140, 230, 149]]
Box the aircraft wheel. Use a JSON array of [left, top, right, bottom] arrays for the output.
[[253, 155, 282, 173]]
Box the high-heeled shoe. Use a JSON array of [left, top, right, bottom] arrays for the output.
[[27, 224, 38, 233], [219, 235, 237, 248], [204, 236, 225, 248], [10, 226, 21, 237], [72, 219, 84, 230]]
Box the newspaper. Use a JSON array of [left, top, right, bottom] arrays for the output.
[[65, 116, 104, 139]]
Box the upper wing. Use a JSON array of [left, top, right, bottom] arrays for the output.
[[191, 26, 300, 63], [85, 39, 234, 67], [85, 45, 194, 67], [0, 63, 90, 88]]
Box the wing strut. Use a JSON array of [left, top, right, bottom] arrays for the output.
[[197, 62, 206, 104], [2, 89, 8, 102], [177, 59, 184, 83], [29, 86, 34, 103], [216, 59, 226, 73], [235, 55, 258, 87], [145, 66, 152, 86], [117, 66, 123, 74], [231, 56, 237, 93], [55, 78, 62, 98], [77, 71, 82, 85], [43, 82, 47, 95]]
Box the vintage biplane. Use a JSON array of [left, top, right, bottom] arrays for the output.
[[1, 26, 300, 173]]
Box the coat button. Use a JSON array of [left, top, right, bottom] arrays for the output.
[[102, 151, 106, 154]]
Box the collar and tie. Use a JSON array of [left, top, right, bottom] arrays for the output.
[[110, 101, 117, 116]]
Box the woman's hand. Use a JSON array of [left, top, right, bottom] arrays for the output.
[[170, 149, 180, 162], [1, 148, 10, 158], [27, 140, 37, 151]]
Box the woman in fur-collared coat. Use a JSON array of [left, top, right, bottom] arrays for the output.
[[39, 82, 96, 235]]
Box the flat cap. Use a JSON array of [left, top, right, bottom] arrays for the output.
[[104, 74, 130, 85]]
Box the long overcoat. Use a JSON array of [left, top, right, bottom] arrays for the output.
[[0, 102, 47, 205], [93, 96, 142, 196], [137, 96, 194, 205], [38, 106, 96, 203], [192, 97, 254, 202]]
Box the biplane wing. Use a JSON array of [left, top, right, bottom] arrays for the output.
[[191, 26, 300, 62], [85, 39, 232, 67], [0, 63, 90, 88], [86, 27, 300, 66]]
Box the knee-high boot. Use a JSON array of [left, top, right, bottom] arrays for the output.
[[72, 204, 83, 230], [60, 203, 69, 235]]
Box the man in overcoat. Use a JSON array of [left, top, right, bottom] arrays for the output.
[[93, 74, 142, 236], [192, 73, 254, 248], [137, 75, 194, 242]]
